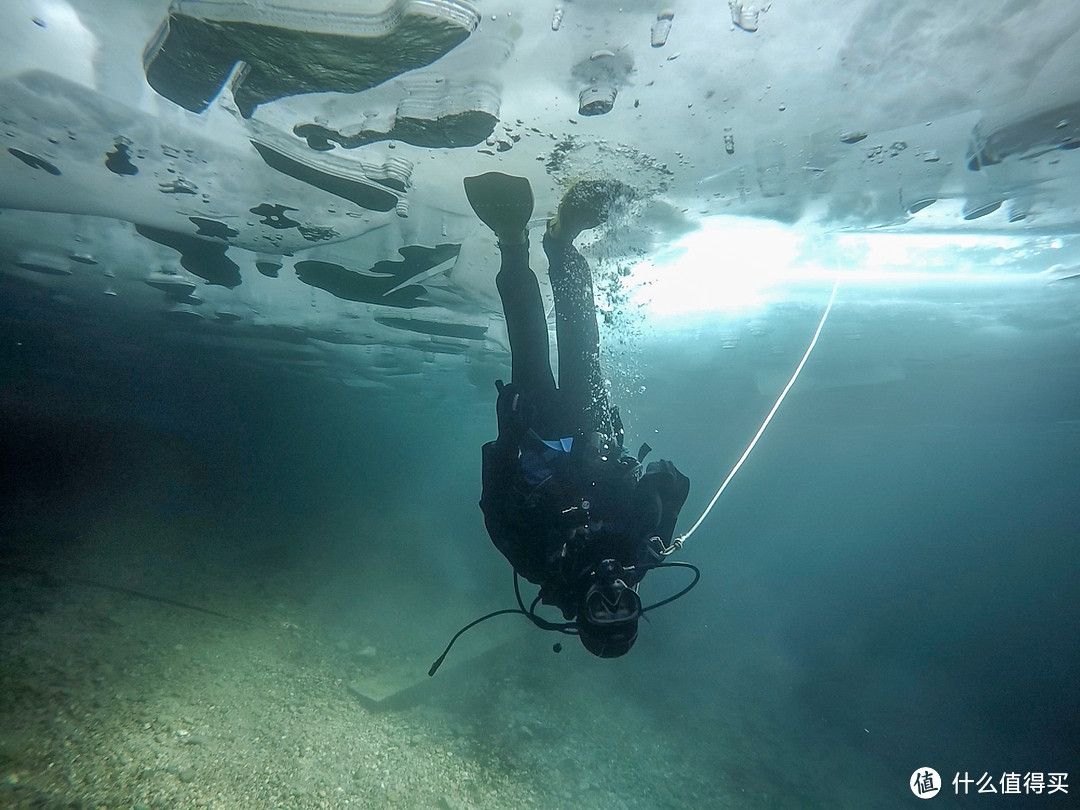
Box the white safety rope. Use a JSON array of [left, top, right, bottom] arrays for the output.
[[671, 277, 841, 549]]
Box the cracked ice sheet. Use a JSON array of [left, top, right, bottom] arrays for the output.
[[3, 0, 1080, 390]]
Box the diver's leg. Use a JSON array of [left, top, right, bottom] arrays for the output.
[[542, 232, 610, 438], [463, 172, 557, 399], [496, 242, 556, 397], [541, 179, 633, 439]]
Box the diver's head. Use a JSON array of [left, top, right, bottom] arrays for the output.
[[577, 560, 641, 658], [578, 613, 638, 658]]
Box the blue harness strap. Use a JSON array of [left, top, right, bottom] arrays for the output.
[[520, 430, 575, 487], [540, 436, 574, 453]]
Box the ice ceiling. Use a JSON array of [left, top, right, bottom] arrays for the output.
[[2, 0, 1080, 391]]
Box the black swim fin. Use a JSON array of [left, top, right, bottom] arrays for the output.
[[463, 172, 533, 245]]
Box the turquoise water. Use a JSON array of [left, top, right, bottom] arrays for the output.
[[2, 276, 1078, 808]]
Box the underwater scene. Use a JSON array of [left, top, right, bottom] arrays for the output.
[[2, 1, 1079, 808]]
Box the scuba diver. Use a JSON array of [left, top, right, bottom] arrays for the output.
[[463, 172, 691, 659]]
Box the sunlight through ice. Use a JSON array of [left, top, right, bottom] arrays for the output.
[[629, 217, 1036, 321], [628, 217, 807, 318]]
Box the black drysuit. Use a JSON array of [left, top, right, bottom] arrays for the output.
[[479, 234, 689, 618]]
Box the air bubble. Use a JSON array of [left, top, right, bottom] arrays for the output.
[[651, 10, 674, 47], [729, 1, 760, 32]]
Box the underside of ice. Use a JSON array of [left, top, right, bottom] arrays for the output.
[[2, 0, 1080, 390]]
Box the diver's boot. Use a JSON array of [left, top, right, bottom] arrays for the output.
[[463, 172, 534, 246], [546, 179, 633, 242]]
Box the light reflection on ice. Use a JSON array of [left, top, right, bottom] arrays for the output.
[[627, 218, 1044, 321]]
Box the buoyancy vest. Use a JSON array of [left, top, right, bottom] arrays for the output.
[[480, 381, 690, 608]]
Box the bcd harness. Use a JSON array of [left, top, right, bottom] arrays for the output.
[[481, 380, 690, 594]]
